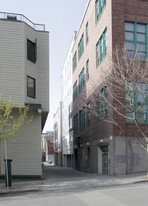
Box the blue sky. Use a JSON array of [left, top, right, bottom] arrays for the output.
[[1, 0, 89, 132]]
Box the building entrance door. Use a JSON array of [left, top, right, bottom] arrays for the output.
[[100, 146, 108, 175], [102, 152, 108, 175]]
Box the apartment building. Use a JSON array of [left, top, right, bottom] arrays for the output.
[[0, 12, 49, 178], [61, 32, 77, 167], [72, 0, 148, 175], [53, 102, 62, 166]]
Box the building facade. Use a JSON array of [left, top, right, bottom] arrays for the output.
[[72, 0, 148, 175], [61, 32, 77, 167], [0, 12, 49, 178], [53, 102, 62, 166], [42, 132, 54, 163]]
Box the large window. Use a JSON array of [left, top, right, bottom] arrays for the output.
[[86, 59, 89, 80], [27, 39, 37, 63], [79, 68, 85, 92], [73, 81, 77, 100], [27, 76, 36, 98], [96, 28, 107, 66], [96, 0, 106, 21], [125, 22, 146, 61], [98, 87, 107, 119], [78, 34, 84, 59], [87, 103, 90, 127], [79, 108, 85, 131], [73, 51, 77, 72], [74, 114, 78, 134], [86, 22, 89, 44], [126, 82, 148, 124]]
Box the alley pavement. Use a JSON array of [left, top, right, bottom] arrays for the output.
[[0, 163, 148, 195]]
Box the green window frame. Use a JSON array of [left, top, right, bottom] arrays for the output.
[[79, 68, 85, 92], [98, 87, 107, 119], [96, 28, 107, 66], [87, 103, 90, 127], [96, 0, 106, 21], [73, 51, 77, 72], [80, 108, 85, 130], [126, 82, 148, 124], [78, 34, 84, 59], [74, 114, 78, 134], [86, 22, 89, 44], [86, 59, 89, 80], [125, 21, 147, 61], [73, 81, 77, 100]]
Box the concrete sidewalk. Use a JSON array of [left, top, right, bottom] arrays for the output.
[[0, 165, 148, 195]]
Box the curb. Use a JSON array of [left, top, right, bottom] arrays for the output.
[[0, 188, 41, 196]]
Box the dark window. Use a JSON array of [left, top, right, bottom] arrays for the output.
[[79, 68, 85, 92], [73, 81, 77, 100], [79, 108, 85, 130], [27, 39, 37, 63], [74, 114, 78, 134], [87, 103, 90, 127], [96, 28, 107, 66], [98, 87, 107, 119], [78, 34, 84, 59], [27, 76, 36, 98], [73, 51, 77, 72]]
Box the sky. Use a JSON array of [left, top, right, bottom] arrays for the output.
[[1, 0, 89, 132]]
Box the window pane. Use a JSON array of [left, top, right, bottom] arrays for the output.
[[125, 32, 134, 41], [137, 33, 146, 42], [137, 43, 146, 52], [125, 42, 135, 50], [126, 112, 134, 122], [137, 52, 146, 61], [137, 113, 147, 123], [137, 24, 146, 33], [27, 39, 36, 63], [125, 22, 134, 31], [137, 103, 147, 112]]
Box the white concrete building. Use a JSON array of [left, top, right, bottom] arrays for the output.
[[53, 102, 62, 166], [0, 12, 49, 178], [61, 32, 77, 167]]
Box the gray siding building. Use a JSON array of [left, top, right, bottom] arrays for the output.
[[0, 12, 49, 178]]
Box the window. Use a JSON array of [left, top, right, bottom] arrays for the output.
[[96, 28, 107, 66], [80, 108, 85, 130], [98, 87, 107, 119], [78, 34, 84, 59], [27, 39, 37, 63], [79, 68, 85, 92], [73, 51, 77, 72], [126, 82, 148, 123], [86, 59, 89, 80], [87, 103, 90, 127], [73, 81, 77, 100], [125, 22, 146, 61], [86, 22, 89, 44], [96, 0, 106, 21], [27, 76, 36, 98], [74, 114, 78, 134]]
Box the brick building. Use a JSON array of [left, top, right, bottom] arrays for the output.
[[72, 0, 148, 175]]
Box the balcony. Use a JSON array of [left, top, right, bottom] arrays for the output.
[[0, 12, 45, 31]]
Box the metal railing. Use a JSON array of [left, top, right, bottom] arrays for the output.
[[0, 12, 45, 31]]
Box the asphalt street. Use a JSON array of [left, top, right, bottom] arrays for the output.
[[0, 165, 148, 205], [0, 182, 148, 206]]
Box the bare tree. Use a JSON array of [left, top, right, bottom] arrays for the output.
[[78, 46, 148, 151]]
